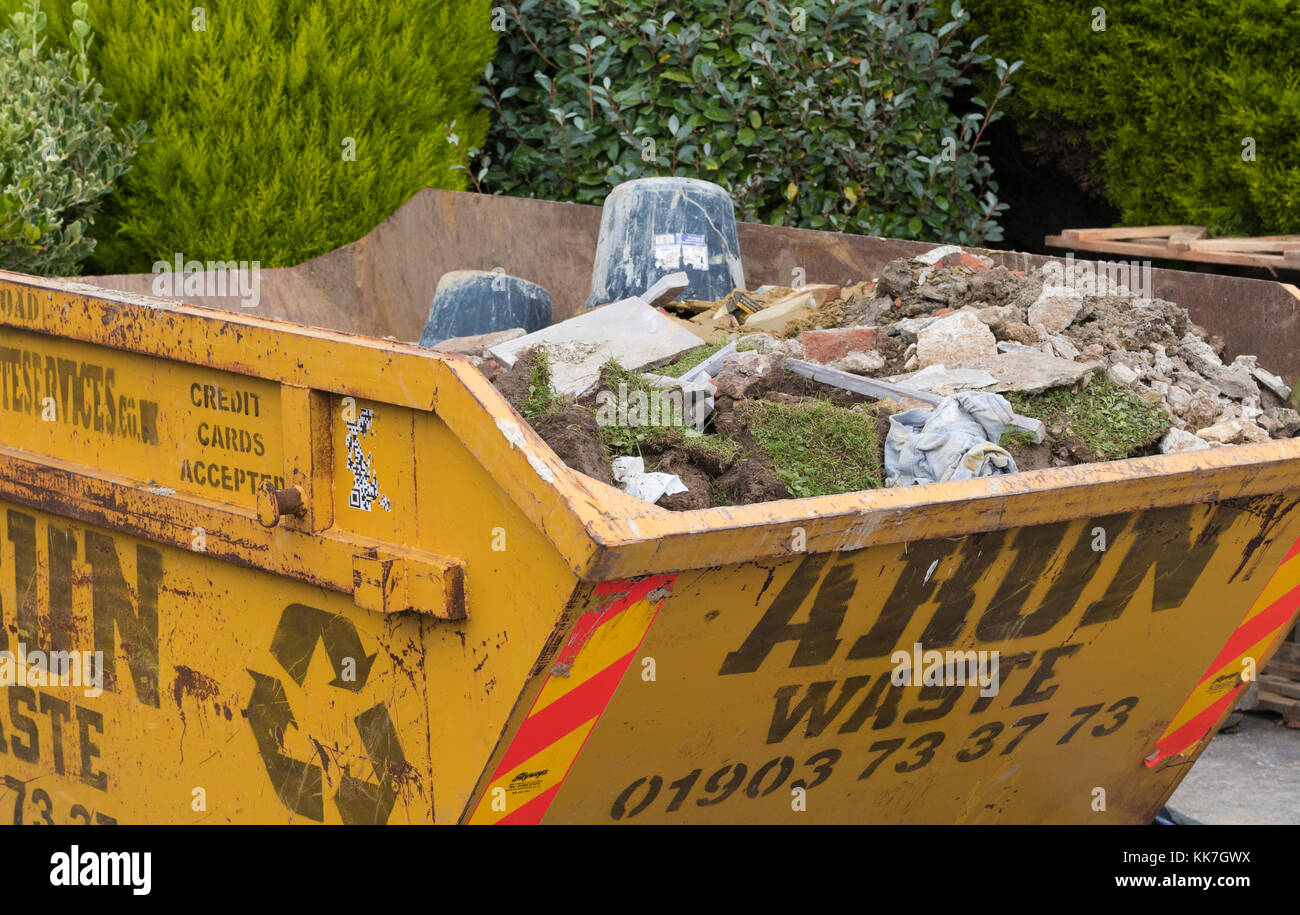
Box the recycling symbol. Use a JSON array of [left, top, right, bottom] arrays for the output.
[[246, 603, 407, 824]]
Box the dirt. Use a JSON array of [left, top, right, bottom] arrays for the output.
[[490, 355, 880, 509], [494, 347, 543, 412], [529, 405, 612, 484], [1063, 294, 1190, 352]]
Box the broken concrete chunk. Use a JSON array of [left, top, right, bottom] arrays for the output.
[[742, 332, 802, 358], [1107, 362, 1140, 387], [911, 244, 964, 266], [1042, 333, 1080, 360], [830, 350, 887, 374], [892, 314, 943, 344], [1159, 427, 1212, 455], [1265, 406, 1300, 436], [1027, 293, 1083, 334], [1252, 365, 1291, 400], [713, 352, 785, 399], [915, 311, 997, 368], [1195, 417, 1270, 445], [892, 364, 998, 396], [894, 349, 1094, 396], [489, 297, 705, 395], [431, 327, 525, 356]]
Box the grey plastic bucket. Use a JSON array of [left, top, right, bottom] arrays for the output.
[[584, 177, 745, 309], [419, 270, 552, 347]]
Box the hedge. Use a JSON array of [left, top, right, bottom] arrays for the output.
[[473, 0, 1016, 245], [964, 0, 1300, 235], [1, 0, 497, 272]]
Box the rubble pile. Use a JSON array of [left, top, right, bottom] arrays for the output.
[[435, 245, 1298, 510], [793, 251, 1298, 451]]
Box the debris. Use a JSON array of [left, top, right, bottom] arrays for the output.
[[611, 456, 689, 504], [1195, 417, 1270, 445], [742, 287, 834, 333], [1026, 289, 1083, 334], [1253, 365, 1292, 401], [915, 311, 997, 368], [785, 357, 1045, 441], [712, 352, 785, 399], [831, 350, 887, 374], [894, 364, 999, 395], [1266, 406, 1300, 437], [885, 392, 1020, 486], [800, 326, 879, 365], [430, 327, 524, 357], [677, 340, 737, 382], [489, 242, 1298, 506], [638, 271, 692, 309], [894, 349, 1095, 396], [1159, 428, 1212, 454], [1107, 362, 1140, 387], [740, 333, 802, 358], [489, 291, 705, 395]]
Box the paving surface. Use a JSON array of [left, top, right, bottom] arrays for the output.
[[1168, 711, 1300, 824]]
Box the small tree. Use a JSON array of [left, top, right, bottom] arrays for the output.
[[0, 0, 144, 275]]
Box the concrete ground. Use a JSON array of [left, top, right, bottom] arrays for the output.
[[1167, 711, 1300, 824]]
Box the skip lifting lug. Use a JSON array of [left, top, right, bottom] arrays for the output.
[[256, 480, 305, 528]]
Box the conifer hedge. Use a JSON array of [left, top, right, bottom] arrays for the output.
[[2, 0, 497, 272], [964, 0, 1300, 235]]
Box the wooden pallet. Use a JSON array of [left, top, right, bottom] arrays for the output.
[[1045, 225, 1300, 275], [1259, 637, 1300, 727]]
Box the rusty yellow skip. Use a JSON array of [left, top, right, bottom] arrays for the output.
[[2, 266, 1300, 825]]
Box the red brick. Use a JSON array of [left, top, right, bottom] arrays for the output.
[[933, 250, 994, 271], [800, 326, 879, 364]]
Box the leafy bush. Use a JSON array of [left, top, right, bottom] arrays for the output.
[[0, 0, 143, 275], [964, 0, 1300, 235], [474, 0, 1016, 244], [0, 0, 497, 273]]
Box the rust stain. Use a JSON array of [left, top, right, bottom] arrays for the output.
[[172, 664, 221, 709]]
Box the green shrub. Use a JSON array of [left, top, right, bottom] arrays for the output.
[[474, 0, 1016, 244], [964, 0, 1300, 235], [0, 0, 144, 275], [0, 0, 497, 273]]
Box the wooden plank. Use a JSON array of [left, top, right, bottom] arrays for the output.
[[1060, 225, 1206, 242], [1169, 228, 1210, 250], [1045, 235, 1290, 270], [1273, 641, 1300, 664], [1263, 657, 1300, 679], [1256, 690, 1300, 726], [1259, 673, 1300, 701], [1188, 239, 1300, 253]]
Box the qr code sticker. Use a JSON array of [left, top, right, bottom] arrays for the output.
[[345, 407, 391, 513]]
